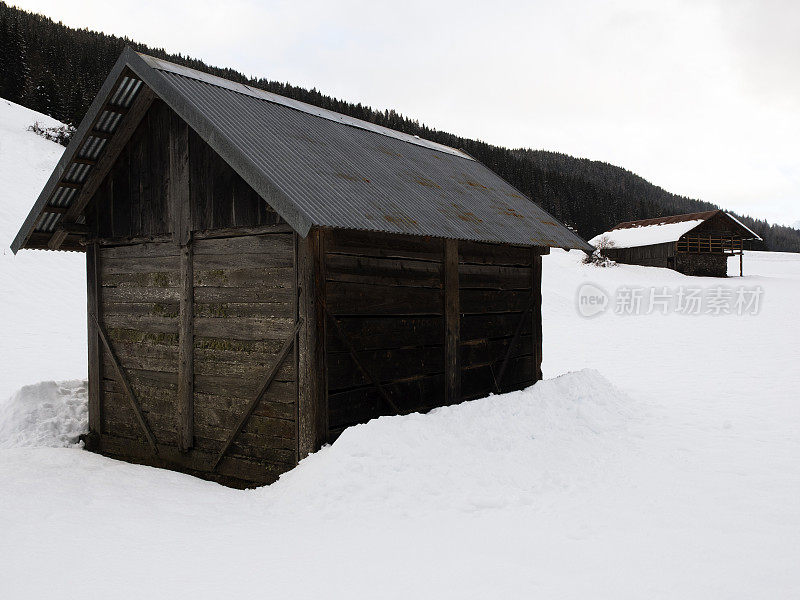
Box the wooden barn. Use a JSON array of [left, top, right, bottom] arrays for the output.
[[12, 48, 591, 487], [590, 210, 761, 277]]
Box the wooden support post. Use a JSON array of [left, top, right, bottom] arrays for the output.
[[177, 240, 194, 451], [740, 251, 743, 277], [297, 229, 328, 460], [170, 113, 193, 451], [532, 250, 544, 382], [86, 242, 102, 434], [444, 238, 461, 404], [170, 114, 191, 245]]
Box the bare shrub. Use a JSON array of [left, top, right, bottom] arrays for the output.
[[28, 121, 75, 147], [583, 235, 616, 267]]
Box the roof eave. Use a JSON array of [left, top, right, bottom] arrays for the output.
[[467, 160, 593, 253], [10, 50, 136, 254]]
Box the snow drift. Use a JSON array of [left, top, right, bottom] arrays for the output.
[[264, 369, 637, 516], [0, 379, 87, 448]]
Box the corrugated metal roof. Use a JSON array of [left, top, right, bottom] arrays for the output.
[[13, 47, 592, 253], [140, 54, 472, 160]]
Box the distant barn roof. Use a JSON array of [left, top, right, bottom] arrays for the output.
[[589, 209, 761, 249], [12, 47, 591, 253]]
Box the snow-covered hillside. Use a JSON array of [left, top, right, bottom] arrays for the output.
[[0, 99, 85, 402], [1, 97, 800, 598]]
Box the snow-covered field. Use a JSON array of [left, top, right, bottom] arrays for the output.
[[0, 99, 85, 403], [1, 99, 799, 598]]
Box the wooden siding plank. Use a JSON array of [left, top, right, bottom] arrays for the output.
[[458, 241, 533, 266], [326, 281, 443, 316], [325, 253, 442, 288], [324, 302, 400, 413], [325, 316, 443, 353], [326, 229, 444, 262], [327, 346, 444, 391]]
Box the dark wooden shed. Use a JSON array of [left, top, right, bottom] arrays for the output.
[[591, 210, 761, 277], [12, 49, 591, 487]]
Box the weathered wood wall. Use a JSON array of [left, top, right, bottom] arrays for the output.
[[322, 230, 544, 440], [324, 229, 446, 438], [189, 232, 297, 481], [85, 100, 298, 486], [92, 101, 171, 239], [90, 100, 281, 240], [604, 242, 673, 269], [605, 235, 731, 276], [459, 241, 541, 401], [98, 240, 180, 445]]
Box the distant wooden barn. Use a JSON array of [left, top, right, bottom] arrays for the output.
[[590, 210, 761, 277], [12, 48, 590, 487]]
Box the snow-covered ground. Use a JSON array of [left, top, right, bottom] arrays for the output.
[[1, 98, 799, 598], [0, 99, 85, 402]]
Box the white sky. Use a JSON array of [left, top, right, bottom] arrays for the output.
[[12, 0, 800, 226]]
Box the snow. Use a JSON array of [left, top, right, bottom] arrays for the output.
[[725, 212, 762, 240], [0, 379, 87, 448], [0, 99, 85, 403], [2, 98, 800, 598], [589, 218, 705, 248]]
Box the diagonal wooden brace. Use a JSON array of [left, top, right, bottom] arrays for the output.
[[211, 319, 304, 472], [92, 313, 159, 455], [322, 301, 400, 414], [494, 292, 535, 390]]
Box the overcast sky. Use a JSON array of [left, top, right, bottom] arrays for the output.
[[13, 0, 800, 226]]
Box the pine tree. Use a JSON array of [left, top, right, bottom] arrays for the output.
[[0, 13, 28, 103]]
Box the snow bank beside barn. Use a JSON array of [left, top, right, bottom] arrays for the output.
[[263, 369, 637, 516], [0, 379, 87, 448]]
